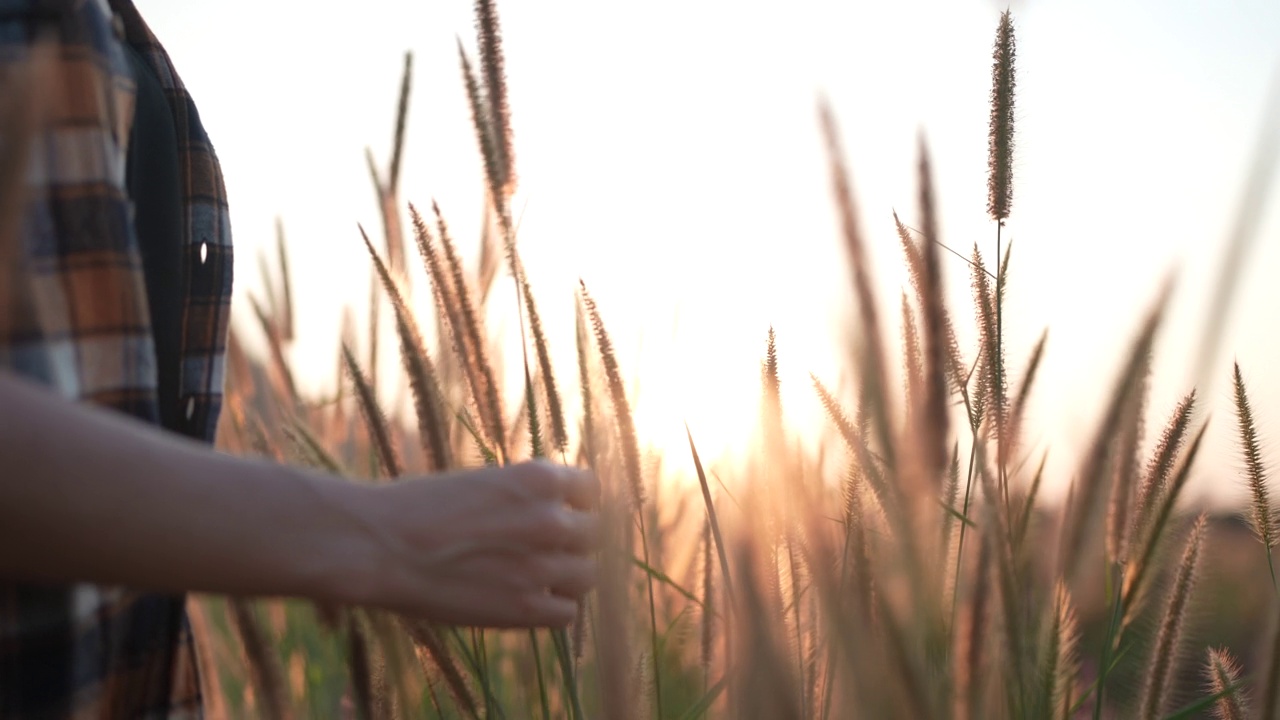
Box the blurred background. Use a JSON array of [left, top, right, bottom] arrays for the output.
[[136, 0, 1280, 504]]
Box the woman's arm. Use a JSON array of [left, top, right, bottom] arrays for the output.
[[0, 371, 598, 627]]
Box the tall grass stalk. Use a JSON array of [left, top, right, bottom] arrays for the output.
[[580, 282, 663, 716], [988, 9, 1016, 524], [1233, 361, 1277, 591], [342, 343, 402, 478], [360, 225, 452, 471], [1137, 514, 1208, 720]]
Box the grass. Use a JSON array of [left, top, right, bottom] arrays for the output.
[[204, 2, 1280, 718]]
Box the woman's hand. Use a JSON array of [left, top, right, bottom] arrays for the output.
[[343, 461, 600, 628], [0, 372, 599, 629]]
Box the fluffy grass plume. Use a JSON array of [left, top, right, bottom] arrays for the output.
[[341, 343, 402, 478], [474, 0, 515, 197], [1135, 391, 1198, 533], [1106, 355, 1150, 564], [900, 294, 924, 431], [578, 280, 662, 712], [1035, 582, 1080, 720], [579, 281, 644, 510], [458, 41, 507, 213], [1137, 514, 1208, 720], [1204, 647, 1249, 720], [431, 202, 509, 458], [460, 19, 565, 458], [895, 212, 967, 394], [987, 10, 1016, 222], [360, 225, 452, 471], [1121, 421, 1209, 632], [969, 244, 1004, 443], [411, 203, 507, 459], [1233, 362, 1276, 563], [516, 259, 568, 454]]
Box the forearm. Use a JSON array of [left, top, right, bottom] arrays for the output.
[[0, 371, 372, 601]]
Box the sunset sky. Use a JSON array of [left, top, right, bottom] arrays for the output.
[[135, 0, 1280, 505]]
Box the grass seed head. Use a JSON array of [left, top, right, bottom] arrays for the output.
[[987, 10, 1017, 222]]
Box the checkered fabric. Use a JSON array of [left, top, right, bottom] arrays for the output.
[[0, 0, 232, 716]]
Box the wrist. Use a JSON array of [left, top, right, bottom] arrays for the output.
[[277, 468, 387, 608]]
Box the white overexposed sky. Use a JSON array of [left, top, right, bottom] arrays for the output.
[[136, 0, 1280, 506]]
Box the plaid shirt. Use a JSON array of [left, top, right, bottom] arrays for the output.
[[0, 0, 232, 716]]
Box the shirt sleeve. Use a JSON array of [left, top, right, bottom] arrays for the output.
[[0, 0, 161, 423]]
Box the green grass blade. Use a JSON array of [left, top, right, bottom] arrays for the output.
[[1161, 680, 1248, 720], [687, 425, 736, 607], [631, 555, 710, 613], [677, 676, 728, 720]]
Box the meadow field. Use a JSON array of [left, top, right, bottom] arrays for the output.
[[200, 2, 1280, 718]]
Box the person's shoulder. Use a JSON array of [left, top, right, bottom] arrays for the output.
[[0, 0, 124, 49]]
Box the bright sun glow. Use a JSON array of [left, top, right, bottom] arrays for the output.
[[138, 0, 1280, 503]]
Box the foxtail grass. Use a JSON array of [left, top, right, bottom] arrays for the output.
[[987, 12, 1016, 569], [1135, 391, 1198, 531], [579, 280, 663, 715], [205, 5, 1280, 718], [1204, 647, 1249, 720], [1033, 582, 1080, 720], [1233, 361, 1276, 589], [341, 343, 402, 478], [1137, 514, 1208, 720], [360, 225, 452, 471], [1106, 355, 1150, 565], [411, 203, 507, 460], [1121, 420, 1209, 635], [473, 0, 516, 198], [987, 10, 1016, 224], [895, 211, 967, 395], [579, 282, 645, 511]]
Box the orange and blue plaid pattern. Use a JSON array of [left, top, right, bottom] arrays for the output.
[[0, 0, 232, 716]]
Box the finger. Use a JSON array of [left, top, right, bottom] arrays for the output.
[[507, 590, 578, 629], [541, 554, 598, 599], [557, 510, 599, 554], [556, 466, 599, 510], [527, 507, 599, 553], [516, 461, 598, 509]]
